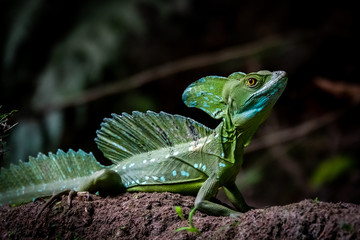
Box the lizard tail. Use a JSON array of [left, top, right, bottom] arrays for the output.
[[0, 149, 105, 206]]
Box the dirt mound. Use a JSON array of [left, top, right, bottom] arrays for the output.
[[1, 192, 359, 239]]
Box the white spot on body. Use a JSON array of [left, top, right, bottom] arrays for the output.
[[150, 158, 156, 162], [181, 171, 190, 177], [172, 170, 177, 176], [129, 163, 135, 168]]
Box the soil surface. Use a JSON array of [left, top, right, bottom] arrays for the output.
[[0, 192, 359, 239]]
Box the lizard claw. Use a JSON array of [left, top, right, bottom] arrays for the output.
[[67, 190, 78, 208], [36, 189, 79, 220]]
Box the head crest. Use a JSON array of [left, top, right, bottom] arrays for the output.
[[182, 76, 228, 119], [182, 72, 246, 119]]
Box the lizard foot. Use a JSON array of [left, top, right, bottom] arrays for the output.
[[35, 189, 80, 220]]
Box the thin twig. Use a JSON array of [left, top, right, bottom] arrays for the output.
[[314, 77, 360, 103]]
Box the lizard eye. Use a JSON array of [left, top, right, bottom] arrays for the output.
[[247, 78, 258, 87]]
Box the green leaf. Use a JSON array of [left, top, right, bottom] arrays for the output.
[[175, 227, 200, 234], [174, 207, 201, 235], [175, 206, 185, 221]]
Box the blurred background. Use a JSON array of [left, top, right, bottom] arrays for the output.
[[0, 0, 359, 207]]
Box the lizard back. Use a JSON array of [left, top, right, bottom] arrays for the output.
[[95, 111, 218, 189], [95, 111, 214, 164]]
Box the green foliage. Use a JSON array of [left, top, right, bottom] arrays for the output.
[[174, 206, 185, 221], [2, 0, 181, 165], [310, 155, 353, 189]]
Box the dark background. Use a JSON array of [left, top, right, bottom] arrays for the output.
[[1, 0, 359, 207]]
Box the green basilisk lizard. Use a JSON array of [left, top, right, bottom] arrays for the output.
[[0, 70, 287, 218]]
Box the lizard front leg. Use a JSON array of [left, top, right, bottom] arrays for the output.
[[194, 173, 242, 217], [178, 174, 242, 233], [223, 181, 252, 212]]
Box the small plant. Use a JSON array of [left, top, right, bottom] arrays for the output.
[[174, 206, 201, 235]]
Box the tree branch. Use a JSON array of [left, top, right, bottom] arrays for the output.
[[246, 110, 343, 153], [39, 35, 295, 112]]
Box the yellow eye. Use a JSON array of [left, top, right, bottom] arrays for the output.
[[247, 78, 257, 87]]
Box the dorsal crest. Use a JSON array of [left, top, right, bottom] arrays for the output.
[[95, 111, 213, 164]]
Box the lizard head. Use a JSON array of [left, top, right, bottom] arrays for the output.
[[223, 70, 287, 127], [183, 70, 287, 145]]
